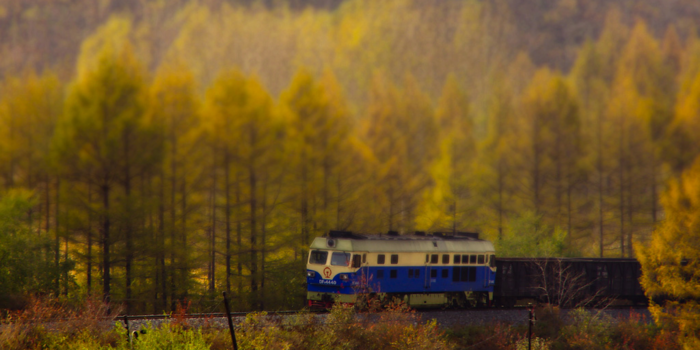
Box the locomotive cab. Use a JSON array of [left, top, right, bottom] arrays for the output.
[[306, 234, 371, 307]]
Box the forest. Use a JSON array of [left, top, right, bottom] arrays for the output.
[[1, 0, 700, 318]]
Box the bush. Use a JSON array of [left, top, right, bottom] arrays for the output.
[[446, 322, 523, 350], [0, 296, 118, 350], [515, 337, 550, 350], [236, 301, 453, 350]]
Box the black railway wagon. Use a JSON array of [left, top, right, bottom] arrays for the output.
[[493, 258, 646, 307]]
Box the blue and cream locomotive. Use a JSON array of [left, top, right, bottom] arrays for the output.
[[306, 230, 496, 308]]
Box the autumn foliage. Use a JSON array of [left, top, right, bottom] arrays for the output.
[[0, 1, 699, 324]]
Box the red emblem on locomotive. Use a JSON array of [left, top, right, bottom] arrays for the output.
[[323, 267, 332, 279]]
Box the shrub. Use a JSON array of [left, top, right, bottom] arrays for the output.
[[0, 296, 118, 350], [126, 322, 210, 350], [515, 337, 550, 350], [446, 322, 522, 350]]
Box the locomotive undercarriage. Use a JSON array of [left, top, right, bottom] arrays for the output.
[[308, 291, 493, 310]]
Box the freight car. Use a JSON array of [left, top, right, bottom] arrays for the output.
[[306, 230, 496, 308], [494, 257, 646, 307]]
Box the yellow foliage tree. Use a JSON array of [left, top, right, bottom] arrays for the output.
[[638, 158, 700, 348], [147, 60, 201, 311], [416, 75, 474, 232], [204, 68, 282, 310]]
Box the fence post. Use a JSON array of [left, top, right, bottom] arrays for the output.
[[528, 303, 534, 350], [223, 292, 239, 350], [123, 315, 133, 350]]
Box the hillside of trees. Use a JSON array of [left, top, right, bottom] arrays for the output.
[[2, 0, 700, 314]]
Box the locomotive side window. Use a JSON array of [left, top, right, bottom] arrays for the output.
[[442, 269, 448, 278], [331, 252, 351, 266], [460, 267, 469, 281], [391, 254, 399, 264], [470, 255, 477, 264], [426, 254, 429, 263], [454, 255, 461, 264], [431, 254, 438, 264], [409, 269, 414, 278], [431, 269, 437, 278], [478, 255, 485, 264], [390, 270, 397, 278], [452, 267, 459, 282], [377, 270, 384, 279], [462, 255, 469, 264], [415, 269, 419, 278], [309, 250, 328, 265], [442, 254, 449, 264], [469, 267, 477, 282], [352, 255, 362, 268], [377, 254, 385, 264]]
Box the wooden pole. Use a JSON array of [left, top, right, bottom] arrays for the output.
[[223, 292, 238, 350]]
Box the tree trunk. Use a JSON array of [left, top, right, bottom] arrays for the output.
[[498, 158, 504, 241], [533, 117, 541, 215], [336, 174, 342, 230], [260, 181, 267, 311], [125, 137, 133, 314], [651, 158, 658, 225], [209, 150, 217, 293], [55, 178, 60, 294], [87, 181, 92, 295], [236, 171, 243, 310], [249, 160, 258, 308], [170, 134, 177, 308], [566, 179, 573, 250], [101, 181, 111, 302], [597, 111, 604, 258], [45, 174, 50, 236], [158, 169, 167, 311], [301, 160, 308, 251], [225, 149, 231, 294], [180, 179, 188, 300], [618, 125, 625, 258]]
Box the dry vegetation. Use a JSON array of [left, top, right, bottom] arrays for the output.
[[0, 300, 683, 349]]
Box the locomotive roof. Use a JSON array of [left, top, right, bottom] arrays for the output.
[[309, 232, 495, 253]]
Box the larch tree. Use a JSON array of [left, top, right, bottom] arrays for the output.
[[364, 72, 438, 234], [316, 69, 354, 234], [280, 67, 335, 252], [416, 75, 474, 232], [147, 60, 201, 312], [515, 69, 585, 250], [638, 158, 700, 349], [570, 39, 611, 258], [0, 71, 63, 293], [666, 67, 700, 176], [56, 41, 160, 309], [608, 20, 672, 257], [204, 69, 281, 310], [474, 75, 516, 241]]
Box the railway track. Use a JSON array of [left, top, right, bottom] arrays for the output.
[[113, 305, 650, 330]]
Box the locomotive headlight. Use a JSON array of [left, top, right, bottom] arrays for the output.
[[307, 271, 316, 278], [339, 274, 349, 281]]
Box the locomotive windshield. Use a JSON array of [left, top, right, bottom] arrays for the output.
[[331, 252, 351, 266], [309, 250, 328, 265]]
